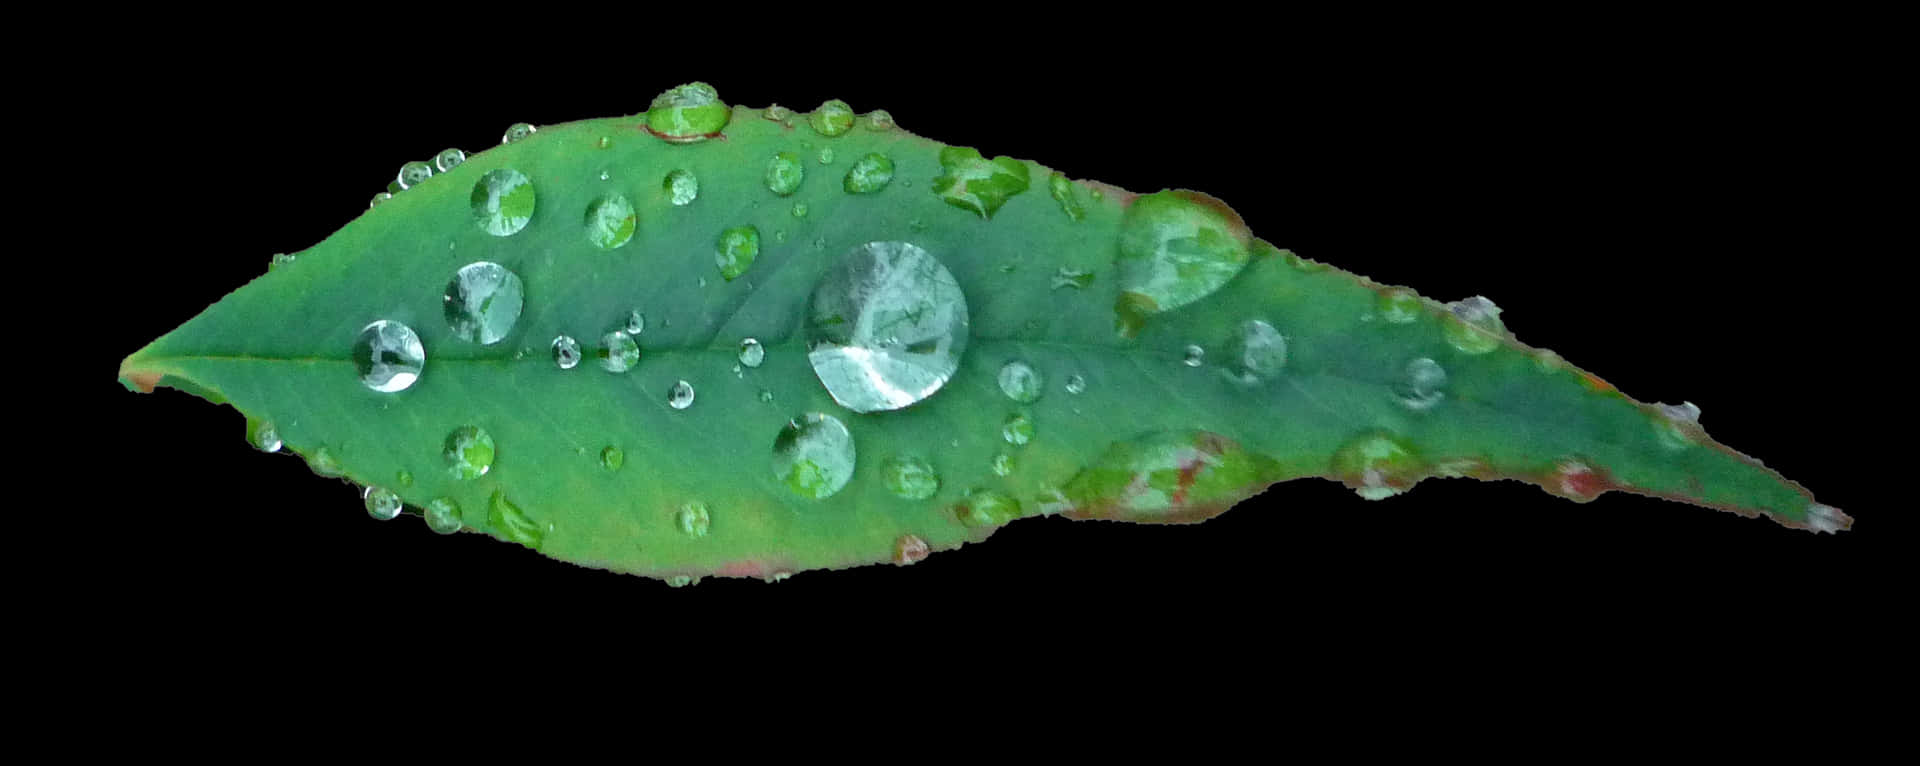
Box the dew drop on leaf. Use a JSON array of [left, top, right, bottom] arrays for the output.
[[433, 148, 466, 172], [501, 122, 536, 144], [676, 501, 711, 538], [362, 486, 402, 521], [598, 330, 639, 373], [804, 241, 970, 413], [667, 380, 695, 410], [997, 360, 1043, 403], [772, 413, 855, 499], [738, 338, 765, 368], [551, 335, 581, 369], [442, 262, 525, 345], [351, 319, 425, 393], [881, 455, 939, 500], [664, 169, 699, 206], [424, 497, 463, 534], [246, 416, 281, 453], [444, 425, 496, 480]]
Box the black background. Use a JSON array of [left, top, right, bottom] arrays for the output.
[[90, 27, 1889, 677]]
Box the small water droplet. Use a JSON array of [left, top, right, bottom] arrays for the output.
[[396, 160, 434, 190], [501, 122, 537, 143], [552, 335, 581, 369], [758, 389, 775, 403], [1182, 344, 1206, 367], [1002, 413, 1035, 446], [443, 262, 525, 345], [625, 310, 646, 336], [1064, 374, 1087, 395], [808, 99, 854, 137], [997, 360, 1043, 403], [598, 329, 640, 372], [584, 193, 637, 250], [267, 252, 295, 271], [396, 469, 414, 487], [954, 489, 1020, 528], [675, 501, 711, 538], [764, 104, 793, 122], [817, 146, 834, 165], [738, 338, 765, 368], [1048, 172, 1085, 221], [488, 490, 544, 548], [351, 319, 425, 392], [805, 241, 970, 412], [865, 110, 895, 131], [893, 533, 929, 564], [1377, 288, 1423, 324], [470, 168, 536, 236], [772, 413, 856, 499], [434, 148, 466, 172], [1393, 358, 1448, 411], [842, 153, 895, 194], [1331, 432, 1423, 500], [600, 445, 625, 471], [308, 446, 344, 477], [764, 151, 804, 196], [369, 191, 392, 208], [665, 575, 697, 588], [991, 453, 1015, 476], [596, 136, 613, 149], [444, 425, 496, 480], [1050, 267, 1094, 290], [716, 225, 761, 281], [668, 380, 696, 410], [1443, 296, 1506, 355], [424, 497, 462, 534], [363, 486, 402, 521], [881, 456, 940, 500], [791, 201, 809, 218], [1225, 320, 1287, 383], [246, 417, 281, 453]]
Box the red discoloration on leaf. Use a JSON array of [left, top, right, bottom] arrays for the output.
[[1545, 460, 1612, 502], [639, 125, 727, 143], [1579, 372, 1616, 393], [122, 369, 162, 393], [892, 535, 929, 565]]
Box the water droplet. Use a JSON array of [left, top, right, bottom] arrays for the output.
[[817, 146, 835, 165], [1331, 432, 1424, 500], [791, 201, 809, 218], [596, 136, 613, 149], [624, 310, 646, 336], [933, 146, 1031, 219], [598, 330, 640, 372], [757, 389, 775, 403], [675, 501, 711, 538], [396, 469, 414, 487], [424, 497, 462, 534], [369, 191, 391, 208], [772, 413, 855, 499], [664, 169, 699, 206], [1377, 288, 1423, 324], [764, 151, 804, 196], [1442, 296, 1506, 355], [997, 360, 1043, 403], [764, 104, 793, 121], [842, 153, 895, 194], [665, 575, 698, 588], [246, 417, 281, 453], [881, 456, 940, 500], [1115, 190, 1252, 337], [363, 486, 402, 521], [1393, 358, 1448, 411], [488, 490, 544, 548], [600, 445, 625, 471], [1048, 172, 1085, 221], [352, 319, 425, 392], [1548, 459, 1610, 502], [1058, 431, 1278, 523], [954, 489, 1021, 528], [646, 82, 730, 142], [1050, 267, 1094, 290], [1002, 413, 1035, 446], [433, 148, 466, 172], [738, 338, 765, 368], [1657, 401, 1701, 423], [442, 261, 525, 345], [267, 252, 296, 272], [893, 533, 929, 564], [584, 193, 637, 249], [533, 337, 580, 375], [1803, 503, 1851, 533], [396, 160, 434, 190], [716, 225, 761, 281], [804, 241, 971, 413], [308, 446, 344, 477], [470, 168, 536, 236], [667, 380, 696, 410], [501, 122, 537, 143], [1225, 319, 1287, 383], [808, 99, 854, 137], [1064, 374, 1087, 395], [444, 425, 496, 480], [865, 110, 895, 131], [1182, 345, 1206, 367], [1282, 250, 1329, 272], [991, 453, 1015, 476]]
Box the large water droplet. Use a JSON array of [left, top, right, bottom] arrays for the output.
[[675, 501, 711, 538], [585, 193, 636, 249], [881, 455, 940, 500], [772, 413, 855, 499], [1114, 190, 1252, 336], [598, 329, 639, 372], [246, 416, 282, 453], [1225, 319, 1287, 383], [433, 148, 466, 172], [954, 489, 1020, 528], [803, 241, 971, 413], [667, 380, 696, 410], [664, 169, 699, 206], [738, 338, 765, 368], [397, 160, 434, 190], [424, 497, 462, 534], [488, 490, 544, 548], [470, 169, 535, 236], [764, 151, 804, 196], [932, 146, 1030, 219], [1393, 358, 1448, 411], [716, 225, 760, 281], [647, 82, 730, 142], [1002, 413, 1035, 446], [352, 319, 425, 392], [1442, 296, 1506, 355], [501, 123, 537, 143], [997, 360, 1043, 403], [363, 486, 402, 521], [808, 99, 854, 137], [444, 425, 496, 480], [443, 262, 525, 345], [552, 335, 581, 369], [1059, 431, 1279, 523], [843, 153, 894, 194]]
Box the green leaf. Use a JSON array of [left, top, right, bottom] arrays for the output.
[[117, 84, 1849, 585]]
